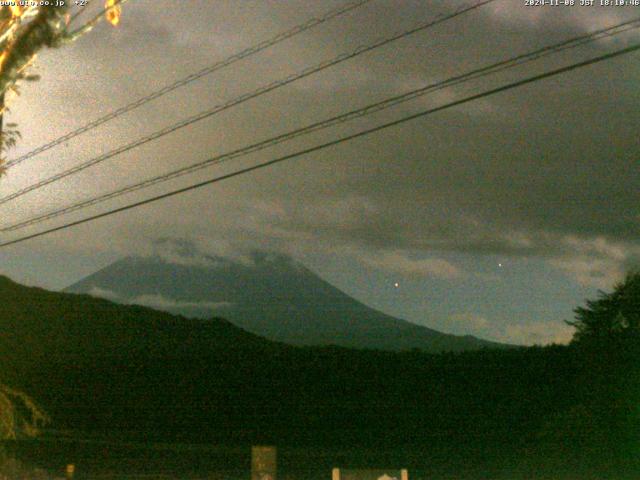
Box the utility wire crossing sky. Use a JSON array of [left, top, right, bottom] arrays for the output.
[[1, 0, 638, 345]]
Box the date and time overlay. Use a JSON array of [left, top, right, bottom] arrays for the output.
[[1, 0, 639, 8], [0, 0, 87, 7], [526, 0, 639, 6]]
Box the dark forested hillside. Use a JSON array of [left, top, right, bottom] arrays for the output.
[[0, 274, 274, 360], [1, 274, 639, 478]]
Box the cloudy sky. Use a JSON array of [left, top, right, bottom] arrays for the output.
[[0, 0, 638, 345]]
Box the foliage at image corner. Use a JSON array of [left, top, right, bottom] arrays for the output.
[[0, 383, 49, 440], [567, 270, 640, 347], [0, 0, 124, 176]]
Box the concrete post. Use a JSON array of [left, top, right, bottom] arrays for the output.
[[251, 445, 277, 480]]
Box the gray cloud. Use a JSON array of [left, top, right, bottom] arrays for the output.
[[1, 0, 638, 341], [448, 312, 574, 345], [356, 250, 464, 279], [88, 287, 233, 311]]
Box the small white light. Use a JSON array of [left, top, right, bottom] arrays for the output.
[[498, 263, 503, 268], [394, 282, 399, 288]]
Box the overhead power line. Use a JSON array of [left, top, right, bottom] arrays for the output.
[[3, 0, 374, 169], [0, 0, 497, 205], [1, 41, 638, 249], [2, 17, 638, 234]]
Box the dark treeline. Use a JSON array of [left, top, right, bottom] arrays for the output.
[[7, 343, 640, 478], [1, 274, 640, 478]]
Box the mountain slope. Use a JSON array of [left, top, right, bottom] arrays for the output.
[[0, 274, 274, 364], [64, 252, 507, 352]]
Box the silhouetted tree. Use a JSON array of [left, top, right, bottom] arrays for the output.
[[0, 1, 124, 174], [567, 272, 640, 345], [0, 383, 48, 439]]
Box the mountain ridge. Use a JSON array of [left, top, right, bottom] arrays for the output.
[[64, 252, 510, 352], [0, 273, 280, 361]]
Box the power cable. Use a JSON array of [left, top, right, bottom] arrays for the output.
[[3, 0, 374, 169], [1, 41, 638, 248], [0, 0, 497, 204], [2, 18, 637, 233]]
